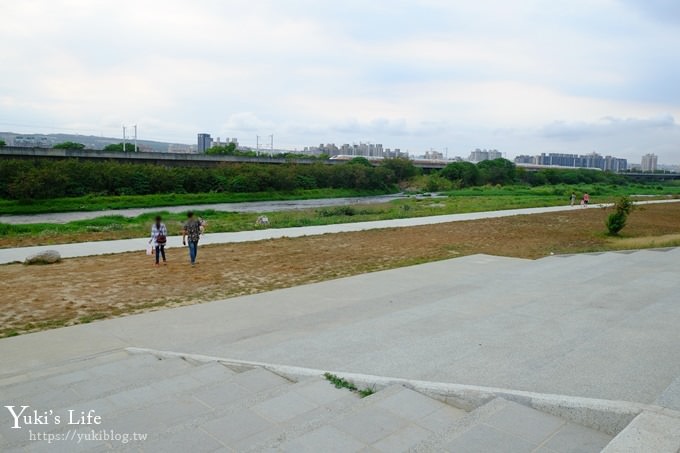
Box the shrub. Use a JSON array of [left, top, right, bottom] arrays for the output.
[[606, 196, 634, 235], [381, 158, 419, 181], [440, 162, 479, 187], [53, 142, 85, 150], [0, 159, 399, 200], [318, 206, 356, 217], [606, 211, 627, 235]]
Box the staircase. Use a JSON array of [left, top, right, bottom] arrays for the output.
[[1, 351, 614, 452]]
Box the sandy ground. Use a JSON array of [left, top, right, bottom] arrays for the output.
[[2, 203, 679, 337]]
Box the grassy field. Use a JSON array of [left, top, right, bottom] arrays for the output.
[[1, 183, 679, 248], [2, 201, 679, 338], [0, 188, 394, 215]]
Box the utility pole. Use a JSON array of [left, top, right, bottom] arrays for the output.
[[122, 126, 126, 152], [256, 135, 260, 155], [134, 125, 137, 152], [269, 134, 273, 152]]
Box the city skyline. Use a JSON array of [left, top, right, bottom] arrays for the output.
[[5, 130, 671, 172], [1, 1, 679, 162]]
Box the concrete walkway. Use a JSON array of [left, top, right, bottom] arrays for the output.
[[2, 199, 679, 264], [0, 194, 406, 225]]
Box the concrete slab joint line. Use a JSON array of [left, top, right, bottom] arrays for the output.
[[124, 347, 680, 436], [2, 198, 679, 264]]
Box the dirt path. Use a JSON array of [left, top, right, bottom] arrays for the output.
[[2, 203, 679, 337]]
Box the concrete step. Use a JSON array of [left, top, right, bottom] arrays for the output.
[[1, 352, 200, 413], [414, 397, 613, 453], [262, 384, 467, 452], [0, 352, 365, 452], [0, 354, 236, 451], [96, 367, 362, 451], [194, 375, 362, 452], [601, 410, 680, 453], [0, 350, 624, 453]]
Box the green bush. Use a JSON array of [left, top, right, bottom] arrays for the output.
[[318, 206, 356, 217], [606, 196, 634, 235], [381, 158, 419, 180], [606, 211, 627, 235], [440, 161, 479, 187], [0, 159, 399, 200], [53, 142, 85, 150]]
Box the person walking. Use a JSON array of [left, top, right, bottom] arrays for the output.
[[149, 215, 168, 266], [570, 192, 576, 207], [182, 211, 202, 266], [583, 192, 590, 207]]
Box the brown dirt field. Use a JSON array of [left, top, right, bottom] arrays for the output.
[[2, 203, 679, 337]]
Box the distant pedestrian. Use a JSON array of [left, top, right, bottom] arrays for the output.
[[583, 192, 590, 207], [182, 211, 202, 266], [570, 192, 576, 207], [149, 215, 168, 266]]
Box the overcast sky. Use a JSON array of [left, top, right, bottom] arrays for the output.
[[1, 0, 679, 161]]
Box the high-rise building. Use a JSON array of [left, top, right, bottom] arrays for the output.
[[604, 156, 627, 172], [641, 153, 658, 172], [514, 155, 536, 164], [468, 148, 501, 162], [197, 133, 212, 153]]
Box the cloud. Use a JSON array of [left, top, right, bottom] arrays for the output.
[[222, 113, 275, 133], [0, 0, 679, 162], [619, 0, 680, 25], [541, 115, 679, 140], [532, 116, 680, 161]]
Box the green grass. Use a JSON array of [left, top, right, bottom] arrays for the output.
[[440, 182, 680, 198], [1, 183, 678, 248], [324, 373, 375, 398], [77, 312, 108, 324], [0, 188, 395, 216]]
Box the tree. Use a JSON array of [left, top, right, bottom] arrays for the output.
[[53, 141, 85, 150], [440, 161, 479, 187], [606, 196, 635, 235], [381, 158, 419, 181], [103, 143, 138, 152], [477, 158, 516, 185], [206, 142, 238, 155], [348, 157, 372, 167], [0, 139, 6, 148]]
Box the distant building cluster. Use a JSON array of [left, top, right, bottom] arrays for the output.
[[640, 153, 658, 172], [12, 135, 52, 148], [193, 133, 239, 153], [424, 150, 444, 160], [304, 142, 408, 159], [514, 152, 628, 172], [2, 131, 673, 175], [213, 137, 238, 148], [468, 148, 502, 162]]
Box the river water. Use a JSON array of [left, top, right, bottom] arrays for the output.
[[0, 194, 408, 225]]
